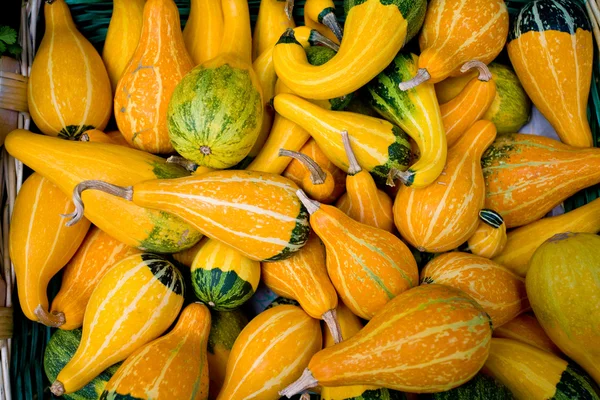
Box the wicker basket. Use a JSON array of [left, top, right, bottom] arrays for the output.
[[2, 0, 600, 399]]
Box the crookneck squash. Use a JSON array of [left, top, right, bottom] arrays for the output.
[[115, 0, 194, 154], [102, 0, 145, 91], [217, 305, 322, 400], [508, 0, 593, 147], [440, 61, 497, 147], [50, 254, 184, 395], [527, 232, 600, 384], [101, 303, 211, 400], [10, 173, 90, 326], [5, 129, 202, 253], [273, 93, 412, 184], [51, 227, 141, 330], [399, 0, 508, 89], [296, 190, 418, 320], [67, 170, 310, 262], [483, 338, 600, 400], [493, 197, 600, 277], [262, 233, 342, 343], [184, 0, 224, 65], [394, 120, 497, 253], [191, 238, 261, 310], [421, 252, 530, 328], [28, 0, 112, 138], [335, 131, 394, 232], [280, 284, 492, 396], [303, 0, 343, 43], [493, 313, 563, 357], [252, 0, 296, 59], [366, 52, 446, 188], [273, 0, 426, 99], [481, 133, 600, 228], [467, 209, 507, 259]]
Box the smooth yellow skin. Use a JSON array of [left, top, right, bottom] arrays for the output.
[[184, 0, 224, 65], [219, 0, 252, 64], [252, 0, 295, 59]]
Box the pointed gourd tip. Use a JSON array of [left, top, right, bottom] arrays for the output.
[[50, 381, 65, 396], [398, 68, 430, 91], [460, 60, 492, 82], [279, 369, 318, 398], [321, 12, 344, 43], [34, 305, 65, 328]]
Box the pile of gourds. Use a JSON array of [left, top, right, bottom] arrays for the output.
[[7, 0, 600, 398]]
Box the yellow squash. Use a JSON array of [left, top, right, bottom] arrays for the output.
[[303, 0, 343, 43], [252, 0, 296, 59], [217, 305, 322, 400], [28, 0, 112, 138], [184, 0, 224, 65], [493, 313, 563, 357], [50, 253, 184, 395], [9, 173, 90, 326], [467, 209, 507, 259]]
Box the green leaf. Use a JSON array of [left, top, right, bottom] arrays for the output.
[[8, 43, 21, 57], [0, 26, 17, 45], [0, 42, 6, 54]]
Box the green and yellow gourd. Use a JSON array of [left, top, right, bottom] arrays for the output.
[[365, 52, 446, 188], [168, 0, 263, 169], [191, 238, 260, 310]]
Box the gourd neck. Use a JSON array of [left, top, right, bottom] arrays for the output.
[[296, 189, 321, 215], [341, 130, 362, 176], [45, 0, 77, 30], [221, 0, 252, 64], [279, 149, 327, 184], [460, 60, 492, 82], [452, 121, 497, 158], [65, 180, 134, 226], [34, 306, 65, 328]]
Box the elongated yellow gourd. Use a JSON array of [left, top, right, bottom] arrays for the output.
[[421, 252, 530, 328], [9, 173, 90, 326], [304, 0, 343, 43], [493, 313, 563, 357], [101, 303, 211, 399], [335, 131, 393, 232], [273, 93, 412, 183], [217, 305, 322, 400], [50, 254, 184, 395], [51, 227, 141, 330], [297, 190, 418, 320], [28, 0, 112, 138], [273, 0, 426, 99], [253, 0, 295, 59], [102, 0, 145, 91], [262, 233, 342, 342], [184, 0, 223, 65], [493, 197, 600, 277], [467, 209, 507, 259]]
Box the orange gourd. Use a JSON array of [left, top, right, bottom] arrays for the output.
[[252, 0, 296, 59], [420, 252, 530, 328], [440, 61, 497, 147], [51, 227, 141, 330], [217, 305, 322, 400], [467, 209, 507, 259], [101, 303, 211, 399], [28, 0, 112, 138], [9, 173, 91, 326], [493, 313, 563, 357], [262, 233, 342, 343], [335, 130, 393, 232], [482, 133, 600, 228], [280, 284, 492, 396], [184, 0, 224, 65], [114, 0, 194, 153], [296, 189, 418, 320], [399, 0, 508, 89], [394, 120, 497, 252], [105, 130, 134, 147]]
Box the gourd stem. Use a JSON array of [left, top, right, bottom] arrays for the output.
[[386, 168, 415, 187], [167, 156, 199, 173], [34, 305, 65, 328], [285, 0, 294, 20], [63, 180, 134, 227], [321, 12, 344, 42], [50, 381, 65, 396], [398, 68, 430, 91], [79, 133, 90, 142], [300, 394, 310, 400], [279, 149, 327, 185], [322, 309, 343, 344], [310, 31, 340, 52], [341, 130, 361, 175], [279, 368, 318, 398], [296, 189, 320, 215], [460, 60, 492, 82], [478, 209, 504, 229]]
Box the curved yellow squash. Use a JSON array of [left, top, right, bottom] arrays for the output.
[[184, 0, 224, 65], [28, 0, 112, 138], [217, 305, 322, 400], [493, 313, 563, 357]]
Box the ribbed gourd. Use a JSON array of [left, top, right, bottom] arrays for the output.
[[50, 254, 184, 395], [252, 0, 296, 59], [281, 284, 492, 396], [508, 0, 593, 147], [335, 131, 394, 232], [262, 233, 342, 343], [190, 238, 261, 310], [115, 0, 194, 154], [10, 173, 90, 326], [493, 313, 563, 356], [296, 189, 418, 320], [100, 303, 211, 400], [184, 0, 224, 65], [217, 305, 322, 400], [5, 130, 203, 253], [526, 232, 600, 383], [421, 252, 530, 328], [467, 209, 507, 259], [28, 0, 112, 138], [393, 120, 496, 253]]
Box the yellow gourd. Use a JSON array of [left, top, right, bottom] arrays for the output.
[[303, 0, 343, 43], [467, 209, 507, 259], [252, 0, 296, 59], [184, 0, 224, 65], [28, 0, 112, 138], [493, 313, 563, 357]]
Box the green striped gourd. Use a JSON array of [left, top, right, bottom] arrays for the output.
[[420, 374, 514, 400]]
